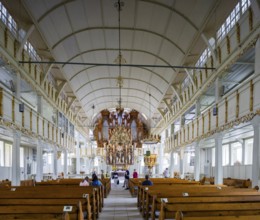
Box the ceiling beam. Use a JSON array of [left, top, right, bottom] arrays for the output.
[[163, 98, 172, 114], [19, 60, 215, 70], [55, 80, 67, 101], [41, 62, 54, 86], [17, 25, 35, 59], [170, 84, 183, 105]]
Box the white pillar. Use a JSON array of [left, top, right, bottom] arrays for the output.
[[37, 94, 43, 115], [215, 77, 221, 103], [64, 150, 68, 178], [12, 130, 21, 186], [195, 100, 201, 117], [194, 141, 200, 181], [36, 140, 43, 182], [158, 143, 164, 175], [255, 37, 260, 75], [214, 133, 223, 185], [15, 72, 21, 99], [179, 148, 184, 178], [251, 116, 260, 188], [169, 150, 174, 177], [76, 139, 80, 175], [53, 146, 58, 179]]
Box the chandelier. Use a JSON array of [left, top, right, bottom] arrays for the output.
[[141, 93, 161, 145]]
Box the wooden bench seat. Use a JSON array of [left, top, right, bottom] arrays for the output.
[[159, 200, 260, 220], [0, 201, 83, 220], [140, 185, 258, 220], [0, 186, 96, 220], [36, 179, 105, 209]]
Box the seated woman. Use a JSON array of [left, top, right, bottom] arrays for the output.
[[79, 176, 90, 186], [91, 174, 102, 186]]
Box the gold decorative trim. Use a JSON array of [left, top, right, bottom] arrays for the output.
[[205, 64, 208, 78], [177, 111, 258, 148], [236, 23, 240, 44], [249, 7, 253, 31], [4, 27, 8, 48], [30, 110, 32, 131], [42, 120, 45, 137], [217, 46, 221, 64], [236, 91, 239, 118], [200, 71, 202, 86], [197, 118, 199, 137], [225, 97, 228, 123], [12, 96, 15, 122], [192, 121, 194, 139], [36, 114, 39, 134], [29, 58, 31, 74], [216, 103, 218, 128], [22, 111, 24, 127], [226, 35, 230, 54], [0, 88, 3, 117], [202, 114, 204, 135], [250, 80, 254, 111], [208, 109, 211, 131]]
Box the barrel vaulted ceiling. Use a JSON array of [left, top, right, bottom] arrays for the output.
[[4, 0, 238, 126]]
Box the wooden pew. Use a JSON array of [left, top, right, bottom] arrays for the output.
[[142, 185, 256, 220], [131, 178, 200, 197], [138, 184, 227, 214], [36, 180, 104, 212], [0, 186, 95, 220], [159, 198, 260, 220], [0, 200, 84, 220]]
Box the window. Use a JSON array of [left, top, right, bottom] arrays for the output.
[[244, 138, 253, 165], [4, 143, 12, 167], [222, 144, 229, 166], [0, 2, 17, 35], [211, 147, 215, 167], [216, 0, 251, 43], [20, 147, 24, 168], [231, 142, 242, 165], [0, 141, 4, 166]]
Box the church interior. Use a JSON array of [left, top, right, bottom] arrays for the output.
[[0, 0, 260, 219]]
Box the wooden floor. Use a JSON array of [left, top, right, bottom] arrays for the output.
[[99, 178, 143, 220]]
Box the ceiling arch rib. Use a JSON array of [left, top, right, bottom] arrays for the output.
[[75, 77, 164, 95], [62, 48, 177, 75], [83, 95, 156, 112], [51, 27, 185, 55], [140, 0, 199, 31], [69, 63, 169, 84], [80, 87, 159, 103], [37, 0, 76, 23]]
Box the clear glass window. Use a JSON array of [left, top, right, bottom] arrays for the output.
[[222, 144, 229, 166], [244, 139, 253, 165], [231, 142, 242, 165]]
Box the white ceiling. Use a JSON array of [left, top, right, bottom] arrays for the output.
[[4, 0, 238, 124]]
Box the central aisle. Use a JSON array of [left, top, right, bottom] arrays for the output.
[[98, 179, 143, 220]]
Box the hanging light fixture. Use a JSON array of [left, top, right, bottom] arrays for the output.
[[141, 92, 161, 145], [114, 0, 126, 110]]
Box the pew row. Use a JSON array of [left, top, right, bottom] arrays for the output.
[[0, 186, 97, 220]]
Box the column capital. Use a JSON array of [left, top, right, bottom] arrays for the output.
[[251, 115, 260, 127], [213, 132, 224, 140]]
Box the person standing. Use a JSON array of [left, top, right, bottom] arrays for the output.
[[124, 169, 130, 189], [163, 168, 169, 178], [133, 169, 138, 178]]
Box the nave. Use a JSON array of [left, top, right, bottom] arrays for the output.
[[99, 178, 143, 220]]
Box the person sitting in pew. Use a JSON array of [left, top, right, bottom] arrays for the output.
[[91, 174, 102, 186], [79, 176, 90, 186], [142, 175, 153, 186]]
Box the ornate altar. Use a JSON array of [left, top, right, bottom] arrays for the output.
[[93, 108, 148, 166]]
